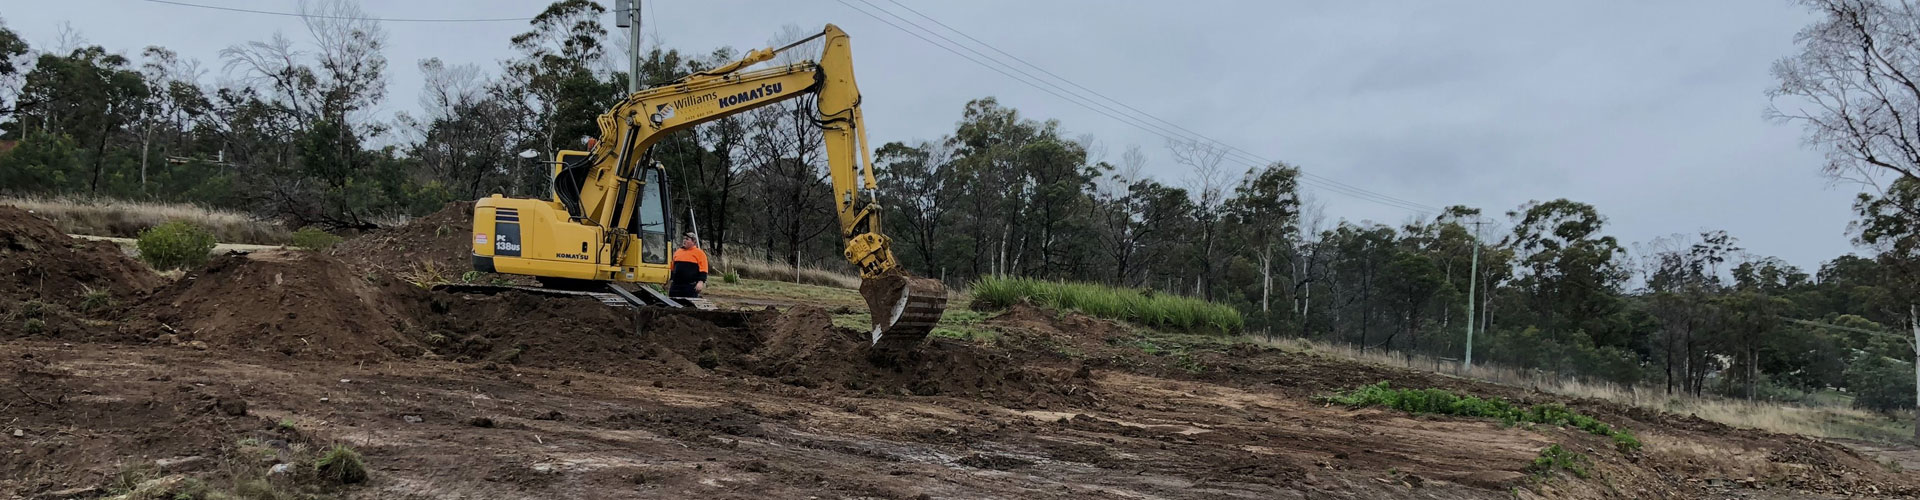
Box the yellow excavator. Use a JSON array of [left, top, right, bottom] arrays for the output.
[[464, 24, 947, 348]]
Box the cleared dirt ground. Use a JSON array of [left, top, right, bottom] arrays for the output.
[[3, 205, 1916, 499]]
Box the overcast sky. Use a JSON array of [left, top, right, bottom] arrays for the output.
[[7, 1, 1863, 271]]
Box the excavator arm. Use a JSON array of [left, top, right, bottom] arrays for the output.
[[563, 24, 946, 346]]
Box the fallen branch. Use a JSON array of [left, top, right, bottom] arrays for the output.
[[15, 387, 60, 409]]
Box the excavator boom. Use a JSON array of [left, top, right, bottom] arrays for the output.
[[469, 24, 947, 347]]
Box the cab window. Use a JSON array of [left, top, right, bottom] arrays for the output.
[[637, 168, 669, 265]]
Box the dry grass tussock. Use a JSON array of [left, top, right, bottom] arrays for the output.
[[1263, 337, 1915, 443], [2, 195, 288, 244], [716, 247, 862, 289]]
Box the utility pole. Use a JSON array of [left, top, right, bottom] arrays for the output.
[[1464, 219, 1485, 369], [616, 0, 643, 93]]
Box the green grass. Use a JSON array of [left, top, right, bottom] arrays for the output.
[[1327, 382, 1642, 452], [969, 276, 1242, 334], [313, 444, 368, 484], [708, 278, 867, 309], [288, 227, 342, 251], [1529, 444, 1592, 479]]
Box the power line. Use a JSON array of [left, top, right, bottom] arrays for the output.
[[847, 0, 1432, 214], [836, 0, 1433, 213], [144, 0, 531, 23], [865, 0, 1444, 214]]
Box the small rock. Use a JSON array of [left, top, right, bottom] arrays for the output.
[[403, 415, 423, 424], [466, 416, 496, 428], [11, 429, 23, 438], [187, 341, 209, 350], [339, 379, 351, 384], [268, 463, 292, 476], [156, 455, 205, 470], [319, 397, 330, 403]]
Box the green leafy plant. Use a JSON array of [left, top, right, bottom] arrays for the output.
[[22, 318, 45, 334], [1325, 382, 1642, 452], [460, 270, 482, 283], [289, 226, 343, 251], [1528, 444, 1592, 479], [276, 418, 298, 430], [722, 270, 740, 284], [313, 444, 369, 484], [136, 220, 217, 270]]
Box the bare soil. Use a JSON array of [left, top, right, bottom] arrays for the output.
[[3, 245, 1917, 499], [0, 206, 161, 339], [329, 201, 481, 279]]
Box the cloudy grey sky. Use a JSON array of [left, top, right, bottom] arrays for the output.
[[7, 1, 1859, 271]]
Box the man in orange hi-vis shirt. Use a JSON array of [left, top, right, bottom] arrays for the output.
[[668, 233, 709, 298]]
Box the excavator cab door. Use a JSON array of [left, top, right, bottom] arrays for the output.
[[631, 165, 672, 266]]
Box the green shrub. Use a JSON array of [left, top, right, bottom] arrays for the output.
[[1529, 444, 1591, 479], [78, 286, 113, 312], [136, 220, 217, 270], [22, 318, 45, 334], [970, 276, 1243, 334], [313, 444, 369, 484], [1846, 353, 1916, 412], [16, 299, 46, 319], [722, 270, 740, 284], [1326, 382, 1642, 452], [289, 227, 343, 251]]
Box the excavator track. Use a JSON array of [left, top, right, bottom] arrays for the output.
[[431, 283, 715, 310]]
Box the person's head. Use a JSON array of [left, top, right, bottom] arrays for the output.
[[680, 233, 698, 249]]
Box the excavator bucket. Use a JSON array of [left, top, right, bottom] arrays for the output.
[[860, 274, 949, 349]]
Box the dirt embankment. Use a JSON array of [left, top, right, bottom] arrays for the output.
[[330, 200, 478, 277], [128, 250, 434, 360], [0, 206, 161, 338]]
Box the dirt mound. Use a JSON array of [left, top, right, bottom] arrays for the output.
[[131, 250, 430, 360], [0, 206, 161, 338], [424, 292, 737, 372], [745, 306, 1074, 401], [331, 201, 480, 278], [418, 298, 1077, 402]]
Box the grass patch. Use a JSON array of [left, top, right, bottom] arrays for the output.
[[1327, 381, 1642, 452], [3, 195, 288, 244], [288, 227, 342, 251], [78, 285, 113, 312], [718, 249, 862, 289], [711, 278, 868, 309], [970, 276, 1242, 334], [1528, 444, 1592, 479], [313, 444, 368, 484]]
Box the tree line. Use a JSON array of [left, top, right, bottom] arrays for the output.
[[0, 1, 1914, 414]]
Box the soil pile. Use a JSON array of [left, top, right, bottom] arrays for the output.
[[746, 306, 1071, 400], [0, 206, 160, 337], [132, 250, 430, 360], [427, 292, 677, 370], [331, 200, 479, 277]]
